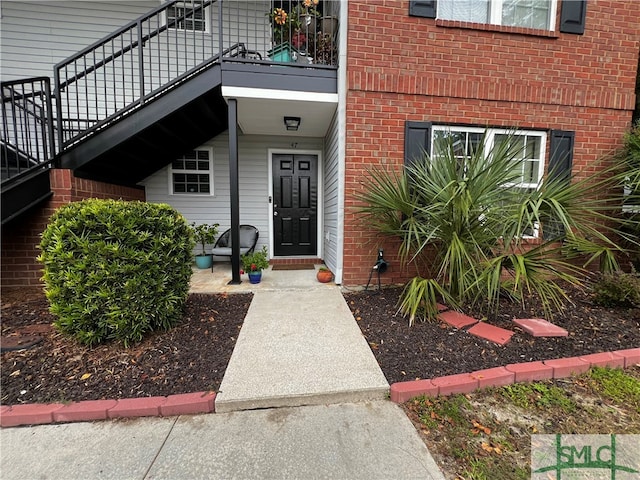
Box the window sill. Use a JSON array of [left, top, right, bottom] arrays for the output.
[[435, 19, 560, 38]]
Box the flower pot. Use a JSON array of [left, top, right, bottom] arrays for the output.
[[195, 254, 212, 269], [320, 16, 338, 37], [248, 271, 262, 284], [316, 269, 333, 283], [268, 42, 293, 63]]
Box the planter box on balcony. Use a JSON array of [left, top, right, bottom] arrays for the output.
[[268, 42, 294, 63]]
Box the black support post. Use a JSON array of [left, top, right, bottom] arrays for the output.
[[228, 98, 241, 284]]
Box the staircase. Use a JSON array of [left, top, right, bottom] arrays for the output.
[[1, 0, 339, 224], [1, 78, 55, 225], [54, 0, 228, 186]]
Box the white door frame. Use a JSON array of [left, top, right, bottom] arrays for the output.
[[267, 148, 323, 259]]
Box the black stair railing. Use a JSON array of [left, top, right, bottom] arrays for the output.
[[54, 0, 226, 150], [53, 0, 340, 151], [1, 77, 56, 185]]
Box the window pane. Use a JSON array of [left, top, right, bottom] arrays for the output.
[[172, 160, 184, 169], [184, 160, 197, 170], [174, 173, 185, 182], [198, 161, 209, 171], [439, 0, 489, 22], [502, 0, 550, 29], [184, 150, 197, 160]]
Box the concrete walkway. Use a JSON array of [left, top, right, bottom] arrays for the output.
[[0, 267, 445, 479], [215, 288, 390, 412], [1, 402, 444, 480]]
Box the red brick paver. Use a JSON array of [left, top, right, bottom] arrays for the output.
[[470, 367, 515, 389], [431, 373, 478, 396], [0, 403, 64, 427], [544, 357, 591, 378], [107, 397, 167, 419], [390, 380, 438, 403], [505, 361, 554, 382], [467, 322, 514, 345], [579, 352, 625, 369], [513, 318, 568, 337], [614, 348, 640, 367], [438, 311, 478, 329], [53, 400, 118, 423], [161, 391, 216, 416]]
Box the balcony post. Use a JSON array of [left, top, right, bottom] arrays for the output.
[[228, 97, 241, 284]]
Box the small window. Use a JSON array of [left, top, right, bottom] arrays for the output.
[[166, 1, 208, 32], [438, 0, 556, 30], [170, 148, 213, 195]]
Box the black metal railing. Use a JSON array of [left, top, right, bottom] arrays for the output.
[[53, 0, 339, 150], [1, 77, 56, 184]]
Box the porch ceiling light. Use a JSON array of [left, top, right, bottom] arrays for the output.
[[284, 116, 301, 131]]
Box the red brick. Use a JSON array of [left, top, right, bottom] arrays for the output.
[[579, 352, 625, 369], [471, 367, 515, 389], [544, 357, 591, 378], [613, 348, 640, 368], [431, 373, 478, 396], [53, 400, 117, 423], [513, 318, 568, 337], [389, 380, 438, 404], [438, 311, 478, 329], [0, 403, 64, 427], [107, 397, 166, 419], [505, 362, 554, 382], [467, 322, 514, 346], [161, 392, 216, 416]]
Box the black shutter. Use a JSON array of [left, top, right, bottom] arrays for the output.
[[409, 0, 437, 19], [545, 130, 575, 239], [559, 0, 587, 34], [548, 130, 574, 182], [404, 121, 432, 167]]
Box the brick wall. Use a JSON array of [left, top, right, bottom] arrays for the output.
[[342, 0, 640, 285], [1, 170, 145, 289]]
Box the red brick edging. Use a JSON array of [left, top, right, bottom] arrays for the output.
[[1, 348, 638, 427], [0, 391, 215, 428], [390, 348, 640, 404]]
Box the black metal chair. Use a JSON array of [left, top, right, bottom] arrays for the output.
[[210, 225, 259, 272]]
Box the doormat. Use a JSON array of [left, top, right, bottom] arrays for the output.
[[271, 264, 315, 271]]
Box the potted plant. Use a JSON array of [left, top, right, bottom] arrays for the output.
[[241, 245, 269, 284], [316, 266, 333, 283], [190, 222, 219, 269], [267, 7, 299, 62]]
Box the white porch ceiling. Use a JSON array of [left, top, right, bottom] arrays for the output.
[[222, 87, 338, 137]]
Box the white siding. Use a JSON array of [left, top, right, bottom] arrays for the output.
[[322, 109, 340, 274], [141, 133, 323, 257], [0, 1, 156, 81]]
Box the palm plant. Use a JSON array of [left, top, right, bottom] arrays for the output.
[[358, 130, 634, 325]]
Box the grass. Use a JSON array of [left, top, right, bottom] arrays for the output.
[[404, 366, 640, 480]]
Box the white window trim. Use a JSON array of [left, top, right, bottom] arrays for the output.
[[438, 0, 558, 31], [431, 125, 547, 238], [163, 1, 211, 34], [169, 147, 214, 196]]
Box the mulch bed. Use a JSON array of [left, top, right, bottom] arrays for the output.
[[1, 289, 251, 405], [346, 283, 640, 385], [2, 282, 639, 406]]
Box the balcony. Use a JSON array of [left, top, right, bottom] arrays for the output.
[[53, 0, 339, 184]]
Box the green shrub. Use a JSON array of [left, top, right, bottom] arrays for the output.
[[38, 199, 195, 346], [591, 272, 640, 307]]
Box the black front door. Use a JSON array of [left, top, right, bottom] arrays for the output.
[[272, 153, 318, 256]]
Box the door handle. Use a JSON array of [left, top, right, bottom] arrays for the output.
[[274, 211, 278, 216]]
